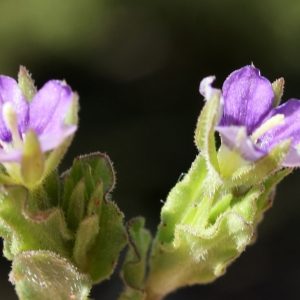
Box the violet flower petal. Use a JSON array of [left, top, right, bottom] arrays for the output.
[[0, 148, 22, 162], [0, 76, 29, 141], [216, 125, 266, 161], [282, 147, 300, 167], [221, 66, 274, 134], [29, 80, 73, 135], [200, 76, 218, 101], [259, 99, 300, 149], [38, 125, 77, 152]]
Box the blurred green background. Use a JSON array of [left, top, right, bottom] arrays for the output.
[[1, 0, 300, 299]]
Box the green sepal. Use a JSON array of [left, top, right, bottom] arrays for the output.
[[0, 165, 16, 185], [145, 210, 254, 299], [208, 194, 232, 224], [10, 250, 91, 300], [0, 185, 74, 261], [18, 66, 37, 103], [145, 183, 267, 299], [156, 154, 208, 244], [43, 93, 79, 176], [44, 135, 75, 176], [272, 77, 284, 107], [229, 139, 291, 187], [250, 168, 292, 243], [194, 92, 221, 173], [21, 129, 45, 188], [119, 217, 152, 300], [65, 92, 79, 126]]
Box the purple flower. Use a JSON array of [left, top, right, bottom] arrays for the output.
[[200, 65, 300, 167], [0, 75, 77, 162]]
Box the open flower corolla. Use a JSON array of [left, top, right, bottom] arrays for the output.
[[0, 75, 77, 162], [200, 65, 300, 167]]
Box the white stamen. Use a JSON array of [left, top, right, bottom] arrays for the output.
[[251, 114, 284, 143], [2, 102, 23, 148]]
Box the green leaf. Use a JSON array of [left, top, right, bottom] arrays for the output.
[[61, 152, 115, 214], [10, 250, 91, 300], [77, 199, 127, 283], [0, 185, 74, 260], [42, 169, 60, 207], [61, 153, 127, 283], [87, 180, 103, 216], [119, 217, 152, 300], [81, 153, 116, 194], [73, 215, 99, 271], [67, 179, 86, 231]]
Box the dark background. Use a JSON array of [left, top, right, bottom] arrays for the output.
[[1, 1, 300, 299]]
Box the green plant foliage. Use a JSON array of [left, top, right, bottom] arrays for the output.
[[0, 185, 74, 261], [119, 217, 152, 300], [61, 152, 127, 283]]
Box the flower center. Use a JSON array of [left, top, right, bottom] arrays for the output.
[[250, 114, 284, 143], [0, 102, 23, 149]]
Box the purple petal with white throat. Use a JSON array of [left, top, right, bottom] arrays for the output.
[[259, 99, 300, 150]]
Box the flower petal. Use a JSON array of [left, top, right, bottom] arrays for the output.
[[29, 80, 74, 135], [258, 99, 300, 150], [200, 76, 219, 101], [0, 76, 29, 141], [38, 125, 77, 152], [221, 66, 274, 134], [216, 125, 266, 161], [282, 147, 300, 167], [0, 148, 22, 162]]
